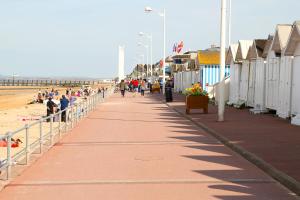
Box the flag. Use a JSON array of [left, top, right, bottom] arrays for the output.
[[159, 59, 164, 68], [173, 43, 177, 53], [177, 41, 184, 53]]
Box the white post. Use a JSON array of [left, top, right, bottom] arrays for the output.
[[218, 0, 227, 122], [6, 132, 12, 180], [25, 124, 30, 164], [228, 0, 232, 47], [162, 8, 166, 94], [39, 119, 43, 153], [118, 46, 125, 82], [150, 34, 153, 77], [146, 45, 149, 78]]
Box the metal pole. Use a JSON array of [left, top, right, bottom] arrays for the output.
[[150, 34, 153, 77], [50, 114, 54, 145], [58, 112, 62, 139], [70, 106, 74, 128], [39, 119, 43, 153], [146, 46, 149, 78], [228, 0, 232, 47], [6, 132, 12, 180], [25, 124, 30, 165], [162, 8, 166, 94], [218, 0, 227, 122]]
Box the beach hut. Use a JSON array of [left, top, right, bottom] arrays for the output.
[[284, 21, 300, 124], [266, 24, 292, 113], [198, 46, 230, 92], [246, 39, 268, 111], [226, 43, 240, 105], [235, 40, 253, 105], [172, 52, 199, 92]]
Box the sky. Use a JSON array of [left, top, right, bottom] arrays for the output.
[[0, 0, 300, 78]]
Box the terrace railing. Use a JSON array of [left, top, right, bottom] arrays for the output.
[[0, 89, 114, 180]]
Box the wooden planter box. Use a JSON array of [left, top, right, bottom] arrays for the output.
[[185, 95, 209, 114]]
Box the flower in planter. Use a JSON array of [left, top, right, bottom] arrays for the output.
[[183, 83, 208, 96]]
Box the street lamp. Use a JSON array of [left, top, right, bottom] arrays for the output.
[[138, 42, 149, 78], [139, 32, 153, 77], [218, 0, 227, 122], [145, 6, 166, 94], [139, 54, 145, 79]]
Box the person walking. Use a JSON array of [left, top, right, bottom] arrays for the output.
[[120, 80, 126, 97], [60, 95, 69, 122], [140, 79, 146, 96]]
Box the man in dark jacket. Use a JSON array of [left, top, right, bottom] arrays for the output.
[[47, 97, 57, 122], [60, 95, 69, 122]]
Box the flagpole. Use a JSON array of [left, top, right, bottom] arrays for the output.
[[162, 8, 166, 94], [218, 0, 227, 122]]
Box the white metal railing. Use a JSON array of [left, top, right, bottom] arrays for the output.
[[0, 88, 114, 180]]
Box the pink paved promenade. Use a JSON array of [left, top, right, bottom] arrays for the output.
[[0, 93, 297, 200]]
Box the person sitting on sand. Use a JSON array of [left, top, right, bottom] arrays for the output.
[[37, 92, 43, 103], [0, 138, 23, 148]]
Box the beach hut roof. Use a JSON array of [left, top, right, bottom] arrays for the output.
[[284, 21, 300, 56], [236, 40, 253, 61], [262, 35, 274, 58], [197, 49, 220, 65], [271, 24, 292, 54], [226, 43, 238, 64], [247, 39, 268, 60]]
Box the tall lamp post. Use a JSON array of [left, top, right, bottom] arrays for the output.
[[139, 54, 145, 79], [138, 42, 149, 78], [145, 6, 166, 94], [218, 0, 227, 122], [139, 32, 153, 77]]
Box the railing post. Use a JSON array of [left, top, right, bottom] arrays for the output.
[[70, 106, 74, 128], [65, 109, 68, 132], [89, 97, 92, 112], [50, 114, 54, 146], [39, 119, 43, 153], [25, 124, 30, 165], [6, 132, 12, 180], [75, 105, 78, 124], [58, 112, 61, 139]]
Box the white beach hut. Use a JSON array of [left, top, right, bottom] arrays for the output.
[[226, 43, 239, 105], [247, 38, 269, 112], [284, 21, 300, 124], [235, 40, 253, 105], [266, 24, 292, 112], [172, 52, 199, 92]]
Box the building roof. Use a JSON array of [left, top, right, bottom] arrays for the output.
[[236, 40, 253, 61], [197, 49, 220, 65], [226, 43, 238, 64], [284, 21, 300, 56], [247, 39, 268, 60], [271, 24, 292, 54], [262, 35, 274, 58]]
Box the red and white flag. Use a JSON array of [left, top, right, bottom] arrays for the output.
[[177, 41, 184, 53]]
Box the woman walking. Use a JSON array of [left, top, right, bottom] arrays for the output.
[[140, 79, 146, 96], [120, 80, 126, 97]]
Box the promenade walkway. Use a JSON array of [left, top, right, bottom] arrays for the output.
[[0, 93, 297, 200]]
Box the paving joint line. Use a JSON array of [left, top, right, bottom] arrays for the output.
[[6, 178, 276, 187], [55, 141, 221, 146]]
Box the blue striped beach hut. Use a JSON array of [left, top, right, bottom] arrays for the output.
[[198, 47, 230, 91]]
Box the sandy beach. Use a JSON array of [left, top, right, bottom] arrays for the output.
[[0, 84, 111, 161]]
